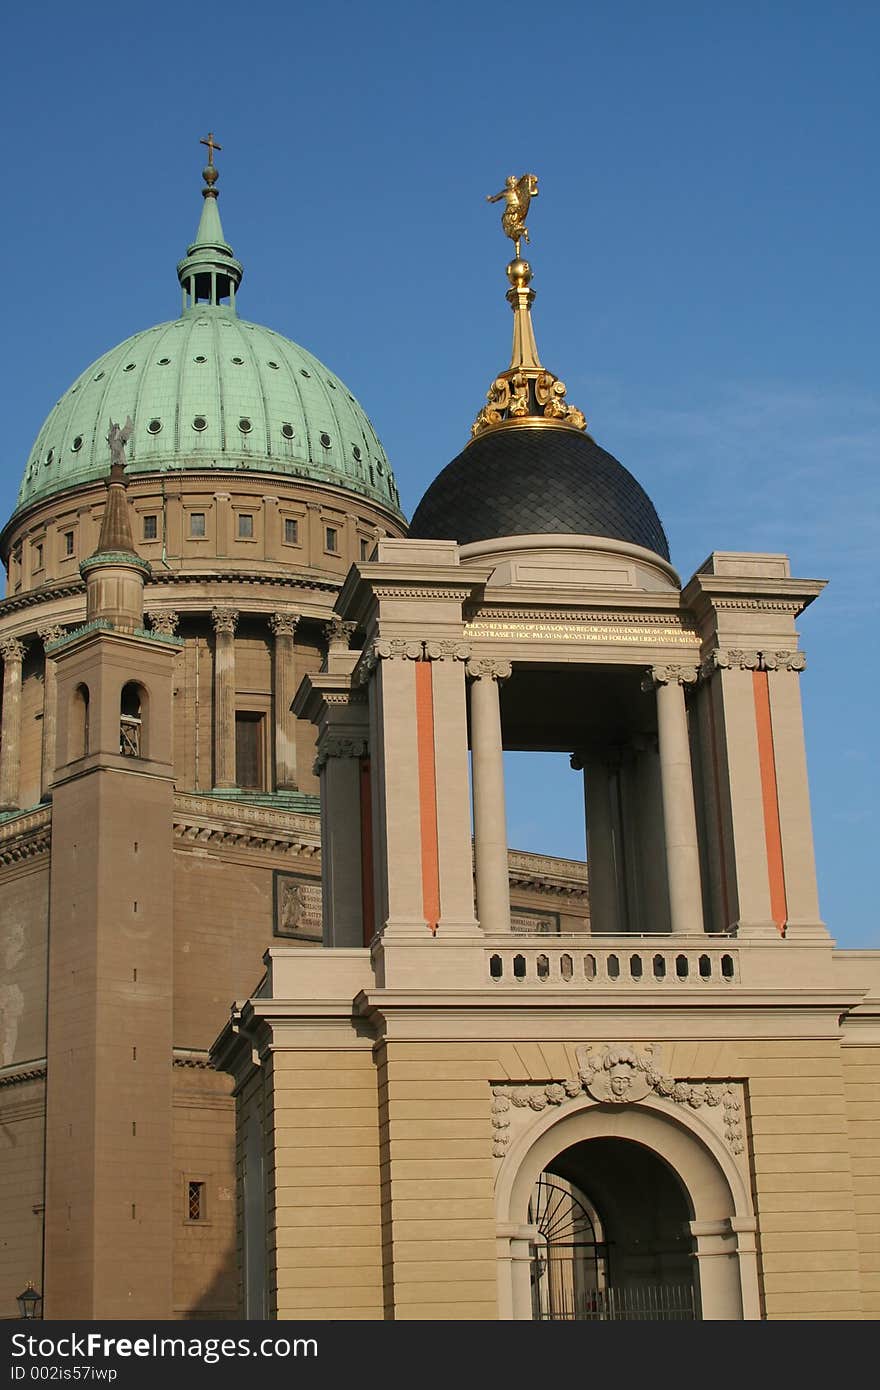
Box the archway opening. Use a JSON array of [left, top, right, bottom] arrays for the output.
[[120, 681, 145, 758], [530, 1136, 697, 1320]]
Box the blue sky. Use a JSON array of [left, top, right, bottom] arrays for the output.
[[2, 1, 877, 946]]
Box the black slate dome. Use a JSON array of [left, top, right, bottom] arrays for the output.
[[408, 425, 670, 561]]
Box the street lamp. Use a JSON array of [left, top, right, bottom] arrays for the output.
[[16, 1282, 42, 1319]]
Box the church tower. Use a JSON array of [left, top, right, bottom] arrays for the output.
[[44, 438, 180, 1318]]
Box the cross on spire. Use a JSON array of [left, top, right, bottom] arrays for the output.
[[200, 131, 222, 166]]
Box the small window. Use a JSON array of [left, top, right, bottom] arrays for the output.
[[235, 713, 265, 790], [238, 513, 254, 539], [284, 518, 299, 545], [34, 543, 44, 570], [359, 537, 371, 561], [187, 1180, 205, 1222], [192, 416, 207, 432], [143, 515, 158, 541], [190, 513, 206, 538], [281, 422, 295, 440], [64, 531, 75, 556], [325, 526, 338, 553]]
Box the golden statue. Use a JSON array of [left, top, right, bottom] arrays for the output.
[[487, 174, 539, 257]]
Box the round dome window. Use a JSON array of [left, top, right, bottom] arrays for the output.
[[238, 418, 252, 434], [45, 449, 54, 466], [71, 436, 83, 452], [192, 416, 207, 432], [231, 357, 244, 365], [320, 432, 331, 448], [193, 355, 207, 364], [157, 357, 171, 366], [123, 363, 136, 372], [281, 423, 295, 440], [147, 419, 162, 435], [267, 361, 279, 370], [93, 371, 105, 381], [299, 369, 311, 379], [352, 445, 362, 462]]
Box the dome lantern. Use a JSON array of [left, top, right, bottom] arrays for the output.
[[176, 133, 243, 312]]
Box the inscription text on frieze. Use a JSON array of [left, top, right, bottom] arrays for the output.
[[463, 618, 700, 646]]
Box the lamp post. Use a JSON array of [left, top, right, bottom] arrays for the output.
[[16, 1281, 42, 1319]]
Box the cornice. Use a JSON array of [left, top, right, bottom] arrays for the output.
[[0, 1060, 47, 1088], [173, 792, 320, 856], [0, 805, 51, 865]]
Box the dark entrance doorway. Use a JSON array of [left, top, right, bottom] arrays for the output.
[[530, 1137, 698, 1320]]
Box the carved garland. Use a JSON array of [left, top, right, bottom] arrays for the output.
[[490, 1043, 745, 1157]]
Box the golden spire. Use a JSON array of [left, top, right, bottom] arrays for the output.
[[471, 175, 587, 442]]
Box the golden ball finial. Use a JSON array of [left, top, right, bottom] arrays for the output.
[[507, 258, 532, 288]]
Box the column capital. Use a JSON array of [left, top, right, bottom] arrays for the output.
[[0, 637, 26, 664], [37, 625, 67, 649], [313, 735, 368, 775], [424, 640, 471, 662], [642, 664, 698, 691], [323, 615, 356, 651], [355, 637, 423, 684], [211, 607, 239, 635], [699, 647, 806, 677], [145, 610, 179, 637], [269, 610, 300, 639], [466, 658, 512, 682]]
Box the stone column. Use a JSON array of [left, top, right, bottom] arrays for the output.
[[646, 664, 703, 935], [0, 637, 26, 811], [315, 734, 367, 947], [572, 752, 620, 934], [689, 1220, 748, 1320], [38, 626, 66, 801], [211, 608, 238, 789], [270, 612, 300, 790], [467, 659, 511, 933]]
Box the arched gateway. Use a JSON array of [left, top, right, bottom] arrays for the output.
[[497, 1095, 760, 1320]]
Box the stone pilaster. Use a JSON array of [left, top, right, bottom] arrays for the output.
[[270, 611, 300, 790], [38, 626, 66, 801], [645, 665, 703, 935], [467, 658, 512, 933], [0, 637, 26, 812], [211, 608, 238, 789]]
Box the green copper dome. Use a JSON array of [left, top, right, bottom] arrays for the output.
[[16, 160, 403, 520]]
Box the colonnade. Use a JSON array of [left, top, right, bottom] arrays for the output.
[[464, 660, 706, 937], [0, 606, 314, 810]]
